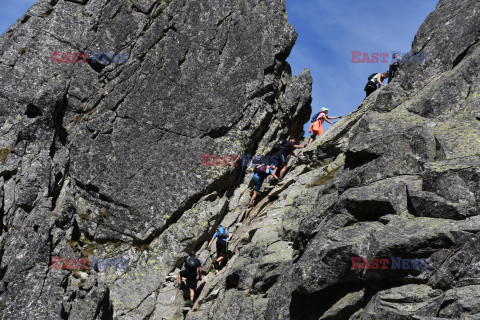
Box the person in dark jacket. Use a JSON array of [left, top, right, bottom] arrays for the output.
[[177, 251, 202, 307], [272, 138, 303, 181]]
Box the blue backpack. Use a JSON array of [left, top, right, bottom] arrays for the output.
[[311, 112, 320, 123], [217, 227, 229, 240]]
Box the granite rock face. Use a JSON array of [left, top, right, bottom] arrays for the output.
[[1, 0, 480, 319], [0, 0, 311, 318]]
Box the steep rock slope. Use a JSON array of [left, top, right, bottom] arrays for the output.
[[1, 0, 480, 319], [188, 0, 480, 319], [0, 0, 311, 319]]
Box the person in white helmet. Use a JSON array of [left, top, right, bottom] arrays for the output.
[[308, 107, 341, 145]]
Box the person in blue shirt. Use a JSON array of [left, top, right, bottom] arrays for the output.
[[207, 225, 229, 269], [247, 165, 278, 208]]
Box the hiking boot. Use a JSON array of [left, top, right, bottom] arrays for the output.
[[189, 301, 194, 308], [247, 203, 253, 208], [213, 260, 219, 269]]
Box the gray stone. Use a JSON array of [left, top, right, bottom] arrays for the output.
[[2, 0, 480, 318]]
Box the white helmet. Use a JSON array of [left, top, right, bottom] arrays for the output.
[[321, 107, 329, 112]]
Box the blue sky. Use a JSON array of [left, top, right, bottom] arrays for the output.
[[285, 0, 439, 134], [0, 0, 438, 134], [0, 0, 37, 33]]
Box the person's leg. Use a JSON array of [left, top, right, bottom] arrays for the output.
[[186, 278, 197, 307], [177, 272, 182, 285], [276, 154, 287, 180], [248, 178, 261, 206], [366, 86, 375, 97], [248, 178, 255, 195], [273, 167, 279, 177], [216, 241, 227, 267], [249, 190, 258, 205], [308, 134, 315, 146], [391, 67, 397, 81], [279, 165, 288, 179], [388, 68, 393, 83], [189, 288, 195, 303], [217, 253, 226, 267], [273, 155, 282, 178]]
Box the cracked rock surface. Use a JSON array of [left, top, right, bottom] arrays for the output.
[[0, 0, 310, 318], [1, 0, 480, 319]]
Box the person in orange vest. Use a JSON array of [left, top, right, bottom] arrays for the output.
[[308, 108, 341, 145]]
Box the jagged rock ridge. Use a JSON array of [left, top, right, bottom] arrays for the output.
[[0, 0, 310, 318], [1, 0, 480, 319]]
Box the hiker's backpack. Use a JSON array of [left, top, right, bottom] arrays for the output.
[[365, 73, 379, 91], [311, 112, 320, 123], [272, 139, 287, 153], [185, 258, 197, 273], [368, 73, 379, 82], [254, 165, 267, 174], [217, 227, 229, 240]]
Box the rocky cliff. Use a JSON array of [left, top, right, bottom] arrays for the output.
[[0, 0, 480, 319]]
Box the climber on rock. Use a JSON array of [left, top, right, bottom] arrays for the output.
[[271, 137, 303, 182], [207, 225, 229, 270], [308, 108, 341, 145], [364, 71, 388, 98], [177, 250, 203, 308], [247, 164, 278, 208], [388, 53, 402, 83]]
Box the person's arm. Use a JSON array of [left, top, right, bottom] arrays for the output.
[[326, 116, 341, 120], [321, 114, 333, 124], [198, 266, 203, 280], [376, 74, 383, 87], [290, 145, 304, 157], [269, 169, 279, 180], [207, 234, 216, 250]]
